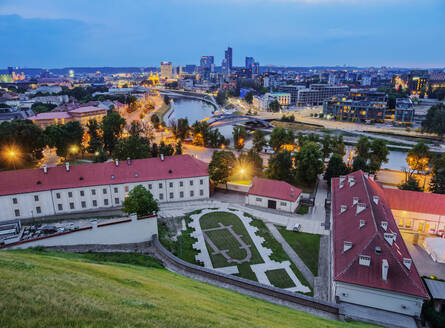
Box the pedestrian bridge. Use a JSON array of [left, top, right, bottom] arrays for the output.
[[203, 114, 273, 128]]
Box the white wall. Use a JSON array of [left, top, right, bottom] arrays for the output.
[[335, 282, 424, 317], [392, 209, 445, 235], [7, 215, 158, 249], [0, 175, 209, 222], [245, 194, 300, 213]]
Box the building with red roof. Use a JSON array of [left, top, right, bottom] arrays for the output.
[[245, 177, 302, 213], [383, 188, 445, 236], [28, 106, 106, 128], [0, 155, 209, 221], [331, 171, 429, 317]]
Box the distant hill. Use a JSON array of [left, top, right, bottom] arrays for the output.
[[0, 250, 374, 328]]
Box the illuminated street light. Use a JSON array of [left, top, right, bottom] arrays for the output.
[[240, 168, 245, 175]]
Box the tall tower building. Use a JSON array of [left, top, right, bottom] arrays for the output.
[[225, 47, 232, 70], [245, 57, 254, 69], [160, 62, 173, 79]]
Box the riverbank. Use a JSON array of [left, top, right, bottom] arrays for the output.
[[154, 102, 172, 124]]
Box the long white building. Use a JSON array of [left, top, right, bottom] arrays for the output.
[[0, 155, 209, 222]]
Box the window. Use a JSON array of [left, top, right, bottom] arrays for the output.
[[58, 204, 63, 211], [68, 192, 73, 198], [14, 209, 20, 217], [169, 192, 174, 199], [91, 189, 96, 196], [81, 201, 86, 208], [159, 193, 163, 200], [36, 206, 41, 214], [159, 183, 163, 189], [148, 184, 152, 190], [12, 197, 17, 204], [200, 189, 204, 196], [114, 187, 118, 193], [56, 193, 61, 199], [180, 191, 184, 198], [200, 179, 204, 185], [69, 202, 75, 210], [92, 200, 97, 207], [190, 180, 194, 186], [80, 190, 85, 197], [179, 181, 183, 187], [115, 198, 120, 204], [103, 188, 107, 195], [280, 202, 287, 206], [34, 195, 39, 202], [256, 197, 262, 202], [104, 199, 109, 206], [190, 190, 194, 197], [125, 186, 129, 192], [169, 182, 173, 188]]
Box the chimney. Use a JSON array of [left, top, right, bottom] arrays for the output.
[[382, 259, 389, 281], [43, 165, 48, 174], [127, 157, 131, 165], [373, 195, 379, 205], [160, 154, 165, 161], [403, 258, 412, 271], [381, 221, 388, 231], [356, 203, 366, 215], [359, 220, 366, 229], [340, 205, 347, 213], [353, 197, 359, 206], [115, 159, 119, 167], [343, 241, 352, 253], [65, 162, 70, 172]]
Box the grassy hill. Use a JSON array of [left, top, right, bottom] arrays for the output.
[[0, 250, 374, 328]]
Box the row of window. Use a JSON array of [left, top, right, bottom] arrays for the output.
[[12, 179, 207, 205], [254, 197, 287, 206]]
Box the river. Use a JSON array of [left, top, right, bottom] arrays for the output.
[[170, 98, 409, 170]]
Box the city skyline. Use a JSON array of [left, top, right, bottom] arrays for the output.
[[1, 0, 444, 68]]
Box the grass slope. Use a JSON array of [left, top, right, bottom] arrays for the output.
[[0, 250, 375, 328]]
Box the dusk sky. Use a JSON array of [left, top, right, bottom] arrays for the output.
[[0, 0, 444, 68]]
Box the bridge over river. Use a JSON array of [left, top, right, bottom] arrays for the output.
[[204, 114, 274, 128]]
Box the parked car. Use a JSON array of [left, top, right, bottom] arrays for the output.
[[292, 223, 302, 232]]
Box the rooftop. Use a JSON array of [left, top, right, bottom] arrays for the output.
[[0, 155, 208, 197], [247, 177, 302, 202], [331, 170, 429, 299], [383, 188, 445, 216]]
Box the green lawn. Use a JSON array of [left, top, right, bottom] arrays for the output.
[[277, 227, 321, 276], [296, 205, 309, 215], [0, 250, 377, 328], [200, 211, 263, 268], [266, 269, 296, 289]]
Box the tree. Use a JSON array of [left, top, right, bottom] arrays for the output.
[[86, 119, 103, 154], [175, 141, 182, 155], [268, 99, 281, 112], [121, 185, 159, 217], [398, 175, 422, 192], [356, 137, 371, 159], [113, 135, 150, 160], [159, 141, 174, 156], [269, 127, 294, 151], [352, 156, 368, 172], [150, 114, 160, 127], [208, 150, 236, 187], [238, 149, 263, 178], [233, 126, 247, 151], [252, 129, 267, 152], [31, 102, 57, 114], [215, 90, 227, 106], [245, 91, 254, 104], [170, 118, 190, 141], [102, 111, 126, 154], [44, 121, 84, 158], [266, 150, 294, 184], [324, 154, 350, 184], [422, 104, 445, 138], [163, 95, 170, 105], [294, 141, 324, 184], [332, 135, 345, 157], [430, 168, 445, 194], [321, 134, 332, 159], [368, 139, 389, 174], [406, 142, 430, 175]]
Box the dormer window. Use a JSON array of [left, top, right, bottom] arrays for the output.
[[381, 221, 388, 231], [359, 255, 371, 266], [403, 258, 412, 270], [373, 195, 379, 205], [356, 203, 366, 215], [384, 233, 395, 246], [353, 197, 359, 206], [343, 241, 352, 252], [340, 205, 347, 213], [359, 220, 366, 229]]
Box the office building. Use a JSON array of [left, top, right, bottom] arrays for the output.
[[0, 155, 209, 222], [297, 84, 349, 106], [394, 98, 415, 125], [278, 85, 306, 104], [222, 46, 232, 77], [245, 57, 254, 69], [28, 106, 107, 129], [407, 70, 428, 95], [160, 62, 173, 79], [199, 56, 214, 80]]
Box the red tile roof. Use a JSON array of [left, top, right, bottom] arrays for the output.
[[28, 112, 71, 120], [0, 155, 208, 197], [247, 177, 302, 202], [69, 106, 105, 114], [331, 171, 429, 298], [383, 188, 445, 216]]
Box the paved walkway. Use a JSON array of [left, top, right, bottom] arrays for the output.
[[266, 223, 315, 287], [314, 235, 330, 301]]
